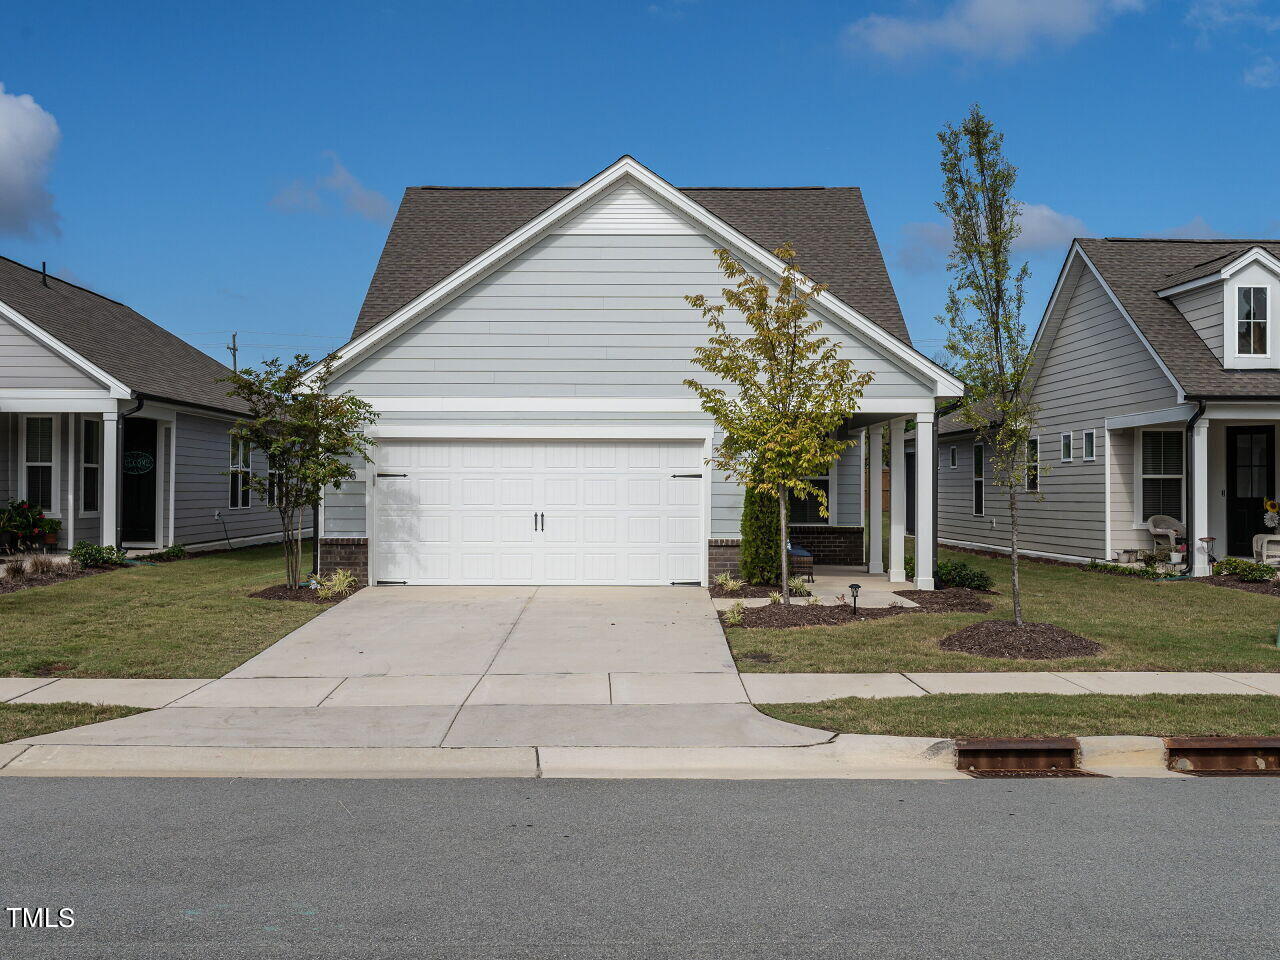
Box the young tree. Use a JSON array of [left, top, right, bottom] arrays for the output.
[[935, 104, 1040, 626], [685, 245, 874, 602], [223, 355, 378, 588]]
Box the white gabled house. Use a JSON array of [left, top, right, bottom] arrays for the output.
[[933, 238, 1280, 575], [314, 157, 962, 589]]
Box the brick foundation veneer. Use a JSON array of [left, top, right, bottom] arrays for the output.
[[707, 526, 864, 580], [318, 538, 369, 582]]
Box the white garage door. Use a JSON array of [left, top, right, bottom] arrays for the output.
[[372, 439, 705, 586]]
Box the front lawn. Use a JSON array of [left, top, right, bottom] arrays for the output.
[[0, 542, 333, 678], [759, 693, 1280, 739], [0, 702, 146, 743], [730, 547, 1280, 673]]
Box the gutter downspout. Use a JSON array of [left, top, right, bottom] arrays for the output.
[[115, 396, 145, 548], [1184, 399, 1207, 574]]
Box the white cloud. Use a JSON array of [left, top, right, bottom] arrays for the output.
[[1016, 203, 1088, 252], [1145, 216, 1228, 239], [1243, 53, 1280, 87], [897, 202, 1086, 272], [1187, 0, 1280, 35], [845, 0, 1144, 63], [269, 151, 390, 222], [0, 83, 61, 237]]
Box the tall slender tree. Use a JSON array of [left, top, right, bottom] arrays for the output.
[[685, 244, 874, 602], [935, 104, 1041, 626]]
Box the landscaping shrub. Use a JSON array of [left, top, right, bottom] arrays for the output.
[[316, 568, 358, 600], [23, 554, 60, 577], [739, 485, 781, 584], [903, 556, 993, 590], [1214, 557, 1276, 583], [136, 544, 188, 563], [1087, 560, 1161, 580], [69, 541, 129, 568]]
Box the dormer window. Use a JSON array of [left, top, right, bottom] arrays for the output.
[[1238, 286, 1268, 356]]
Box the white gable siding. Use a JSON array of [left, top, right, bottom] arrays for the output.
[[1172, 284, 1225, 362], [937, 267, 1179, 560], [0, 311, 102, 390], [553, 183, 700, 235]]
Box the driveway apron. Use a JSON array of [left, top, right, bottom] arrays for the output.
[[25, 586, 824, 750]]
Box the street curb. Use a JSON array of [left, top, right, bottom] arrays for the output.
[[0, 745, 539, 778], [1076, 736, 1185, 777]]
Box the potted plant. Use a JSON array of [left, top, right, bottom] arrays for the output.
[[6, 500, 49, 551], [41, 516, 62, 547]]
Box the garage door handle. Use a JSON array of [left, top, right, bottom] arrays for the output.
[[377, 472, 407, 478], [671, 473, 702, 478], [533, 511, 538, 531], [539, 512, 545, 531]]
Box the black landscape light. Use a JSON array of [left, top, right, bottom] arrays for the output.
[[848, 583, 861, 614]]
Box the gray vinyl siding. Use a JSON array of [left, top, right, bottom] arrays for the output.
[[0, 313, 102, 389], [1172, 284, 1225, 362], [327, 225, 926, 540], [173, 412, 279, 547], [938, 266, 1179, 560]]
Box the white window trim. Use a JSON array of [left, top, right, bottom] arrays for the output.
[[1060, 432, 1073, 463], [1225, 269, 1275, 370], [228, 437, 251, 510], [266, 464, 285, 508], [948, 445, 958, 469], [1082, 429, 1096, 462], [1133, 427, 1185, 528], [19, 414, 61, 517], [972, 442, 985, 517], [1026, 437, 1040, 493], [79, 416, 102, 518], [1234, 285, 1270, 359]]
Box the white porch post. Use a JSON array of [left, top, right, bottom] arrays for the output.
[[102, 411, 119, 548], [867, 425, 884, 574], [888, 417, 907, 583], [1191, 418, 1210, 577], [914, 411, 936, 591]]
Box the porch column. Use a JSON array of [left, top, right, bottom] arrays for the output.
[[914, 411, 936, 591], [867, 425, 884, 574], [1190, 418, 1211, 577], [102, 411, 119, 548], [888, 417, 907, 582]]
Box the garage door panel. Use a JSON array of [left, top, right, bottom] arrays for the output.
[[373, 439, 704, 586]]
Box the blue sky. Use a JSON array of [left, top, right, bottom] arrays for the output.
[[1, 0, 1277, 369]]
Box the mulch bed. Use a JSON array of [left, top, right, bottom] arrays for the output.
[[710, 583, 812, 598], [0, 564, 103, 596], [896, 588, 995, 613], [249, 585, 356, 605], [1196, 574, 1280, 598], [939, 620, 1102, 660]]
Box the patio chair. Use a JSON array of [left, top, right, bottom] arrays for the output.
[[1147, 515, 1185, 553], [1253, 534, 1280, 567], [786, 542, 815, 583]]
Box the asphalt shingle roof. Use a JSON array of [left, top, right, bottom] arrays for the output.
[[351, 184, 912, 345], [1077, 238, 1280, 399], [0, 256, 245, 414]]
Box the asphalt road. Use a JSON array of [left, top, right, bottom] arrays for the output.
[[2, 776, 1276, 959]]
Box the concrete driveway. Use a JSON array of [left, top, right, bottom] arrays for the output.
[[24, 586, 825, 751]]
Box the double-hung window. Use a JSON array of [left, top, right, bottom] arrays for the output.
[[1238, 286, 1269, 356], [22, 415, 56, 513], [229, 437, 251, 509], [81, 419, 102, 514], [1139, 430, 1183, 522], [1026, 438, 1039, 493], [972, 442, 985, 516]]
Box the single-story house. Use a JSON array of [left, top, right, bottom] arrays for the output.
[[0, 255, 290, 552], [934, 238, 1280, 576], [313, 156, 962, 588]]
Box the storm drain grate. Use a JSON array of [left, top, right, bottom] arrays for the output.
[[1165, 737, 1280, 775], [955, 737, 1100, 778], [966, 768, 1105, 779]]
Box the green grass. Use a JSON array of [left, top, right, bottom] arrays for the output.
[[731, 546, 1280, 674], [0, 542, 331, 678], [0, 702, 146, 743], [758, 693, 1280, 738]]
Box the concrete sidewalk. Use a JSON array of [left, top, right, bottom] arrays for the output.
[[7, 670, 1278, 710]]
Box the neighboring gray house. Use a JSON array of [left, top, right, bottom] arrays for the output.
[[314, 157, 962, 588], [935, 238, 1280, 576], [0, 256, 287, 552]]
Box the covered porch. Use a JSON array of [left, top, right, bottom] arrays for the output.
[[1105, 402, 1279, 575], [854, 408, 936, 591], [1, 395, 177, 552]]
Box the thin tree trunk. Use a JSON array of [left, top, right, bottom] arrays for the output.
[[1008, 485, 1023, 627], [778, 491, 790, 604]]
